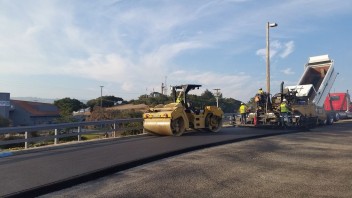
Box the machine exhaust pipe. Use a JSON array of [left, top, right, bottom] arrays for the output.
[[281, 81, 284, 102]]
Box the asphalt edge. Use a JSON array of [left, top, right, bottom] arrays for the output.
[[0, 133, 150, 158]]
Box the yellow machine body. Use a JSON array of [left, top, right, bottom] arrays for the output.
[[143, 103, 189, 136], [143, 103, 224, 136], [143, 100, 223, 136]]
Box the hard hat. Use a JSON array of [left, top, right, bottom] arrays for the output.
[[259, 88, 262, 90], [283, 98, 287, 102], [241, 102, 244, 105]]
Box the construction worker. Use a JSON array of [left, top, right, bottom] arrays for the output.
[[239, 102, 248, 124], [176, 91, 184, 104], [257, 88, 265, 108], [280, 98, 291, 126]]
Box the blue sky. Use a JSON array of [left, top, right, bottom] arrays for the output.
[[1, 0, 351, 102]]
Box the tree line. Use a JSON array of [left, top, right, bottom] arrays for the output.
[[54, 89, 243, 119], [0, 90, 244, 127]]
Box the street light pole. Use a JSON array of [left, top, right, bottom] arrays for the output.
[[100, 86, 104, 107], [213, 89, 221, 108], [266, 22, 278, 95]]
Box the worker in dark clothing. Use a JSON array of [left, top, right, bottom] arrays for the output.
[[257, 88, 266, 108], [239, 103, 248, 124]]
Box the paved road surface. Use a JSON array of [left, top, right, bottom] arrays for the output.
[[0, 126, 294, 197], [42, 121, 352, 198]]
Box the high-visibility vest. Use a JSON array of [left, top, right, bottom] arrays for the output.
[[176, 97, 183, 103], [280, 103, 289, 113], [239, 105, 247, 114]]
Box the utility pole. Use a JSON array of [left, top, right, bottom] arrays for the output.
[[213, 88, 221, 107], [100, 86, 104, 107], [164, 76, 168, 95], [100, 86, 104, 126], [266, 22, 278, 95]]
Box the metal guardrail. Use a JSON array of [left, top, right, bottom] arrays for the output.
[[0, 118, 143, 150]]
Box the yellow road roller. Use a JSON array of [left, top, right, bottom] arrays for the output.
[[143, 84, 224, 136]]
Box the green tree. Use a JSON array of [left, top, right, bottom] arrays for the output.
[[220, 97, 242, 113], [87, 95, 125, 109], [54, 97, 86, 117], [130, 89, 243, 113], [246, 96, 257, 112], [131, 92, 172, 106], [201, 89, 215, 100]]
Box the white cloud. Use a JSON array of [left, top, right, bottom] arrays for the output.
[[256, 40, 295, 59], [280, 41, 295, 58], [122, 82, 134, 91], [167, 70, 260, 102], [141, 41, 206, 69], [281, 68, 295, 75], [64, 53, 130, 81], [255, 49, 265, 58], [1, 0, 351, 101]]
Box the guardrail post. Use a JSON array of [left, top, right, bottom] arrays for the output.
[[77, 126, 81, 141], [54, 129, 58, 145], [25, 131, 28, 149], [113, 122, 116, 138], [0, 118, 143, 151]]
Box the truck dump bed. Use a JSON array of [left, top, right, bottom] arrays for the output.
[[296, 55, 338, 107]]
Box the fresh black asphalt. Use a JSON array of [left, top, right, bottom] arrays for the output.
[[42, 121, 352, 198], [0, 126, 303, 197]]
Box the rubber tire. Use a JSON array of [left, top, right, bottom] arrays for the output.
[[205, 114, 222, 132], [327, 114, 334, 125], [171, 117, 186, 136], [334, 113, 340, 121]]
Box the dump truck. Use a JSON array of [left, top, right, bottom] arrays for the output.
[[324, 92, 352, 120], [143, 84, 224, 136], [237, 54, 338, 128]]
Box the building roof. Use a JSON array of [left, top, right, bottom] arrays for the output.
[[11, 100, 60, 117]]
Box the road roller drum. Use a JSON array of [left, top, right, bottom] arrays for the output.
[[143, 84, 224, 136]]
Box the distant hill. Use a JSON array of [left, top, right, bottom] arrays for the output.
[[11, 97, 88, 104]]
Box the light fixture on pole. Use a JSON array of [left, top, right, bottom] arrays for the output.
[[266, 22, 278, 95], [213, 89, 221, 107]]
